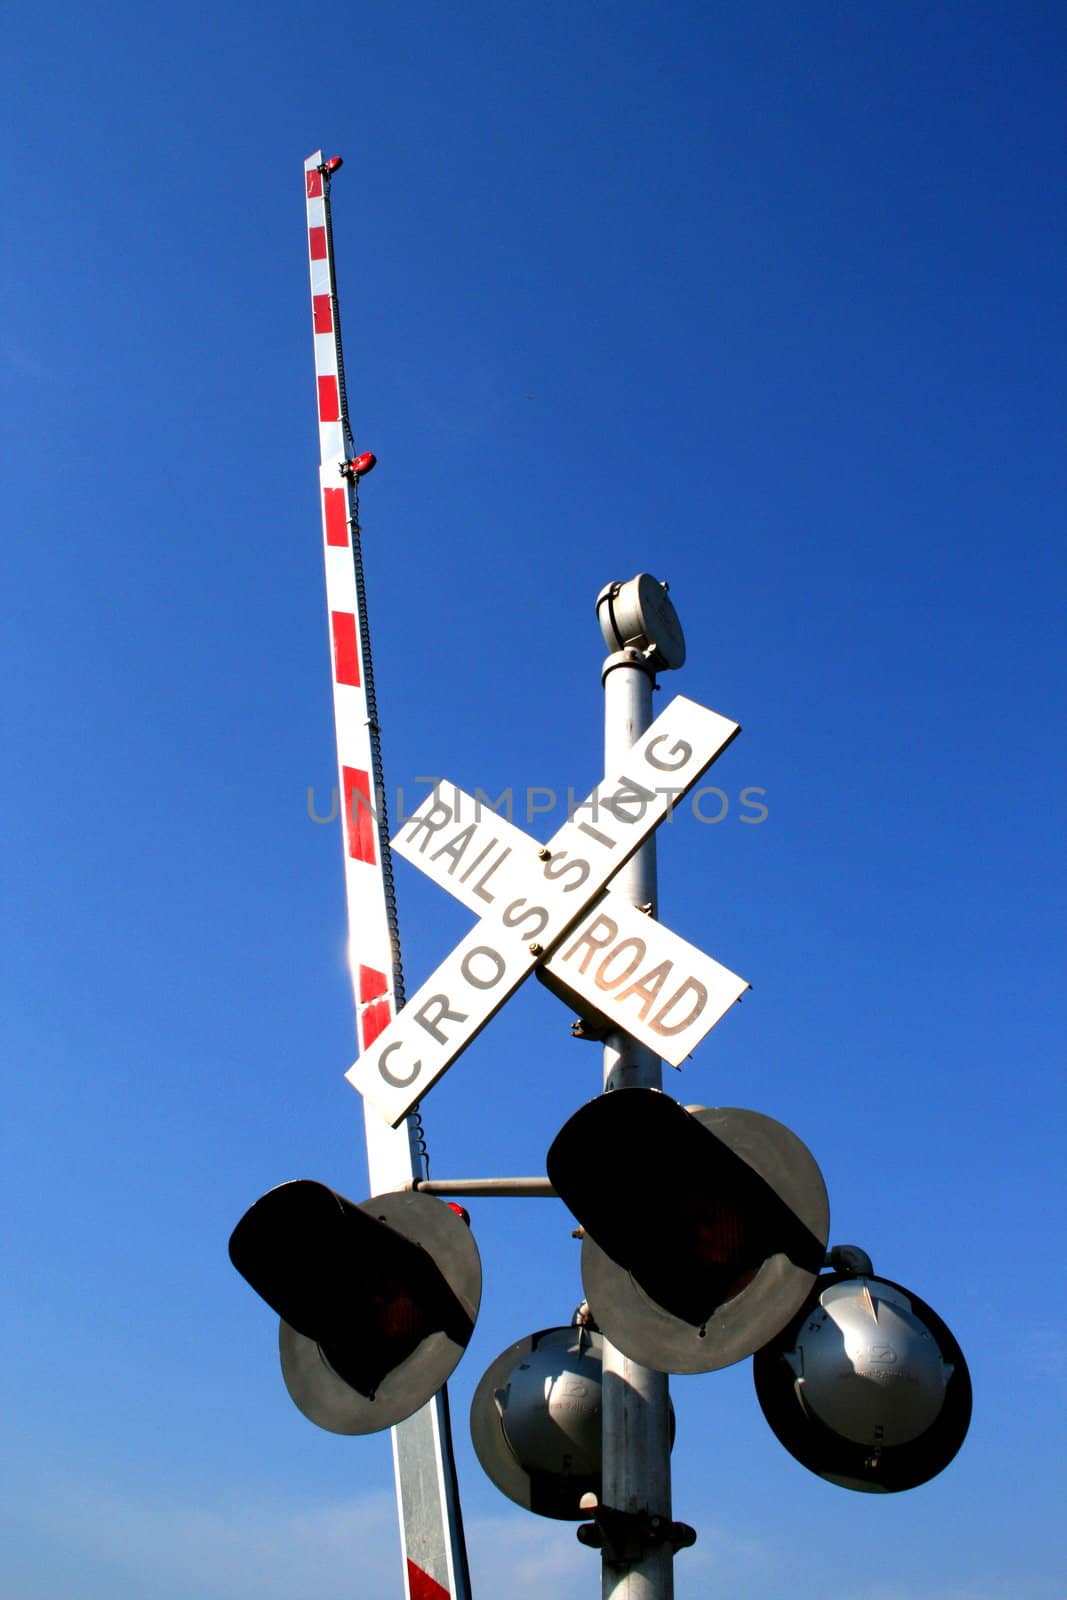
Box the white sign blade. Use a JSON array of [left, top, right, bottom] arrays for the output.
[[346, 920, 537, 1127], [542, 895, 749, 1066], [348, 694, 739, 1125], [392, 782, 531, 917], [495, 696, 740, 933]]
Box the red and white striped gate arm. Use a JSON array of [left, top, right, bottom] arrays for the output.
[[304, 149, 472, 1600]]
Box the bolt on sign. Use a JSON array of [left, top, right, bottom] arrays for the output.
[[346, 695, 746, 1127]]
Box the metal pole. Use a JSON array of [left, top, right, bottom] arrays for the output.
[[599, 645, 674, 1600]]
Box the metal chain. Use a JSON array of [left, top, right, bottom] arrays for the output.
[[346, 474, 404, 1005], [326, 170, 429, 1178], [346, 474, 430, 1178]]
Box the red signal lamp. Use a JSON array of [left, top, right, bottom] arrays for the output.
[[547, 1089, 829, 1375], [341, 452, 377, 480], [229, 1181, 481, 1435], [320, 156, 344, 176]]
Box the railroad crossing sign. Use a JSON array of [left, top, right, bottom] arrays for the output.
[[346, 694, 747, 1126], [393, 782, 748, 1064]]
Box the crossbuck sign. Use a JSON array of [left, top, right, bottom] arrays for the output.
[[347, 695, 749, 1126]]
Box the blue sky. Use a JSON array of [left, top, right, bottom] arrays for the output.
[[2, 4, 1064, 1597]]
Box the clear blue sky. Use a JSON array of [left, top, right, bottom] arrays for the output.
[[3, 4, 1064, 1597]]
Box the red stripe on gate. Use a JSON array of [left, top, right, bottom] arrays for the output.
[[309, 225, 327, 259], [331, 611, 360, 686], [318, 376, 340, 421], [359, 966, 389, 1003], [343, 767, 376, 863], [407, 1562, 450, 1600], [306, 169, 323, 198], [313, 294, 333, 334], [323, 487, 349, 547], [361, 998, 392, 1049]]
